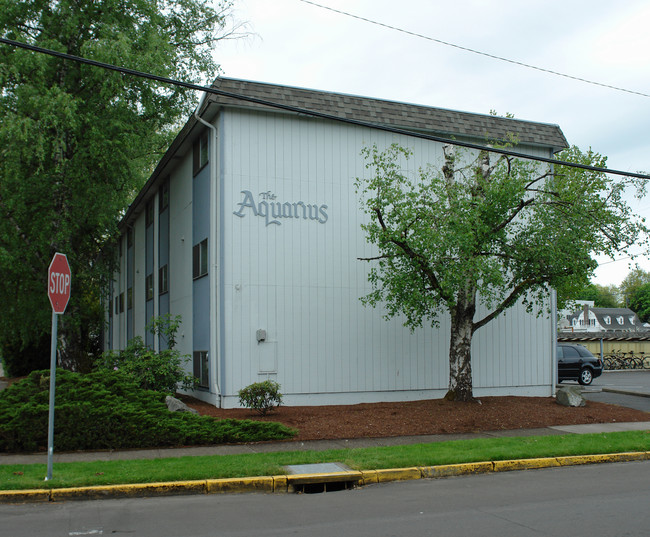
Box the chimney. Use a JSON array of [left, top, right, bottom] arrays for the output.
[[583, 304, 589, 327]]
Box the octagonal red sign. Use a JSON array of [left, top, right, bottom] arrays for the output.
[[48, 253, 71, 314]]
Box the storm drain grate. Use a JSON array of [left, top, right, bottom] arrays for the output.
[[284, 462, 361, 494]]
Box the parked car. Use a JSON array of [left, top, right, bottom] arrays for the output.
[[557, 343, 604, 385]]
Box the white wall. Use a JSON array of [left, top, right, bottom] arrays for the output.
[[219, 109, 554, 407]]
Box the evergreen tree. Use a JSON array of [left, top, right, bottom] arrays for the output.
[[0, 0, 240, 374]]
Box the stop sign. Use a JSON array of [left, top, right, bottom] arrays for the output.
[[48, 253, 71, 314]]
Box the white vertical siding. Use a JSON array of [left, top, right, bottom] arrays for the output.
[[218, 109, 553, 407]]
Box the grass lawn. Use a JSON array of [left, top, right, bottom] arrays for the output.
[[1, 430, 649, 491]]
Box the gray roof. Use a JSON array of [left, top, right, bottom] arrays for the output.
[[207, 78, 569, 151], [559, 332, 650, 342], [122, 77, 569, 227], [567, 307, 646, 332]]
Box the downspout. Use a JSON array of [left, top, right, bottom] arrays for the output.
[[194, 95, 222, 407], [550, 286, 558, 394]]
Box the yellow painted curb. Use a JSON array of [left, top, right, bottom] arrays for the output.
[[273, 475, 288, 493], [374, 467, 421, 483], [359, 470, 378, 485], [493, 457, 560, 472], [0, 489, 51, 504], [556, 451, 649, 467], [421, 461, 493, 478], [3, 451, 650, 502], [207, 476, 274, 494], [49, 480, 206, 501], [286, 471, 362, 485]]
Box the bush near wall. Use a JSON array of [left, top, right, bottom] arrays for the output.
[[0, 335, 50, 377], [0, 370, 295, 452]]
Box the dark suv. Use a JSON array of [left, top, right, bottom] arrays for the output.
[[557, 343, 604, 386]]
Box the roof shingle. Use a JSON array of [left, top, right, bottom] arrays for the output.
[[209, 78, 569, 151]]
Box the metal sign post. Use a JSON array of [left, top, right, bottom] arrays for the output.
[[45, 253, 71, 482], [46, 311, 58, 481]]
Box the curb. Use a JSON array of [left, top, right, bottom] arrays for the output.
[[602, 387, 650, 399], [2, 451, 649, 504]]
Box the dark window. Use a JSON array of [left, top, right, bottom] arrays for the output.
[[146, 200, 154, 227], [193, 132, 209, 176], [159, 180, 169, 212], [119, 292, 125, 313], [193, 351, 209, 389], [577, 346, 593, 357], [145, 274, 154, 301], [127, 287, 133, 310], [159, 264, 169, 295], [115, 296, 119, 315], [564, 347, 580, 358], [193, 239, 208, 279]]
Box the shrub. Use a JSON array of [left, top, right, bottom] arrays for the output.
[[0, 334, 50, 377], [0, 370, 296, 453], [238, 380, 283, 415], [95, 315, 196, 393]]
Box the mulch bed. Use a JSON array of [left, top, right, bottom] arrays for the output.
[[180, 395, 650, 442]]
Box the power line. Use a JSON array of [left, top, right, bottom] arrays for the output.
[[1, 36, 649, 181], [299, 0, 650, 99]]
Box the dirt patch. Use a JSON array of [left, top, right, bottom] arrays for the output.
[[180, 395, 650, 442]]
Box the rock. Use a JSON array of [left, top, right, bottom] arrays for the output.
[[556, 386, 586, 407], [165, 395, 199, 414]]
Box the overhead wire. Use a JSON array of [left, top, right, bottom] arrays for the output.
[[1, 37, 648, 181], [298, 0, 650, 99]]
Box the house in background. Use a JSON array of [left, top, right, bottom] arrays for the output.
[[105, 78, 569, 408], [564, 305, 648, 333]]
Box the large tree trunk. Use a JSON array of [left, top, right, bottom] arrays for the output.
[[445, 293, 476, 402]]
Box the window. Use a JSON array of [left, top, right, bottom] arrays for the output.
[[118, 292, 124, 313], [564, 346, 580, 358], [146, 200, 154, 227], [145, 274, 154, 301], [193, 132, 209, 176], [127, 287, 133, 310], [604, 315, 611, 325], [159, 264, 169, 295], [617, 316, 624, 325], [193, 239, 208, 279], [193, 351, 209, 389], [159, 180, 169, 212]]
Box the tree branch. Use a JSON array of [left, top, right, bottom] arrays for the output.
[[473, 276, 541, 332]]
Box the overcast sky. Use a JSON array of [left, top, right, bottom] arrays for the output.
[[214, 0, 650, 287]]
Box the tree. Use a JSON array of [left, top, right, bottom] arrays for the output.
[[628, 283, 650, 323], [573, 282, 620, 308], [0, 0, 242, 374], [356, 143, 647, 401], [619, 269, 650, 307]]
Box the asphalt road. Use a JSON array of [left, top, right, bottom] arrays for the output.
[[568, 370, 650, 412], [3, 460, 649, 537]]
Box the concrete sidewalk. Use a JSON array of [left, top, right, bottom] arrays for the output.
[[2, 421, 650, 466], [1, 376, 649, 503], [2, 422, 649, 504]]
